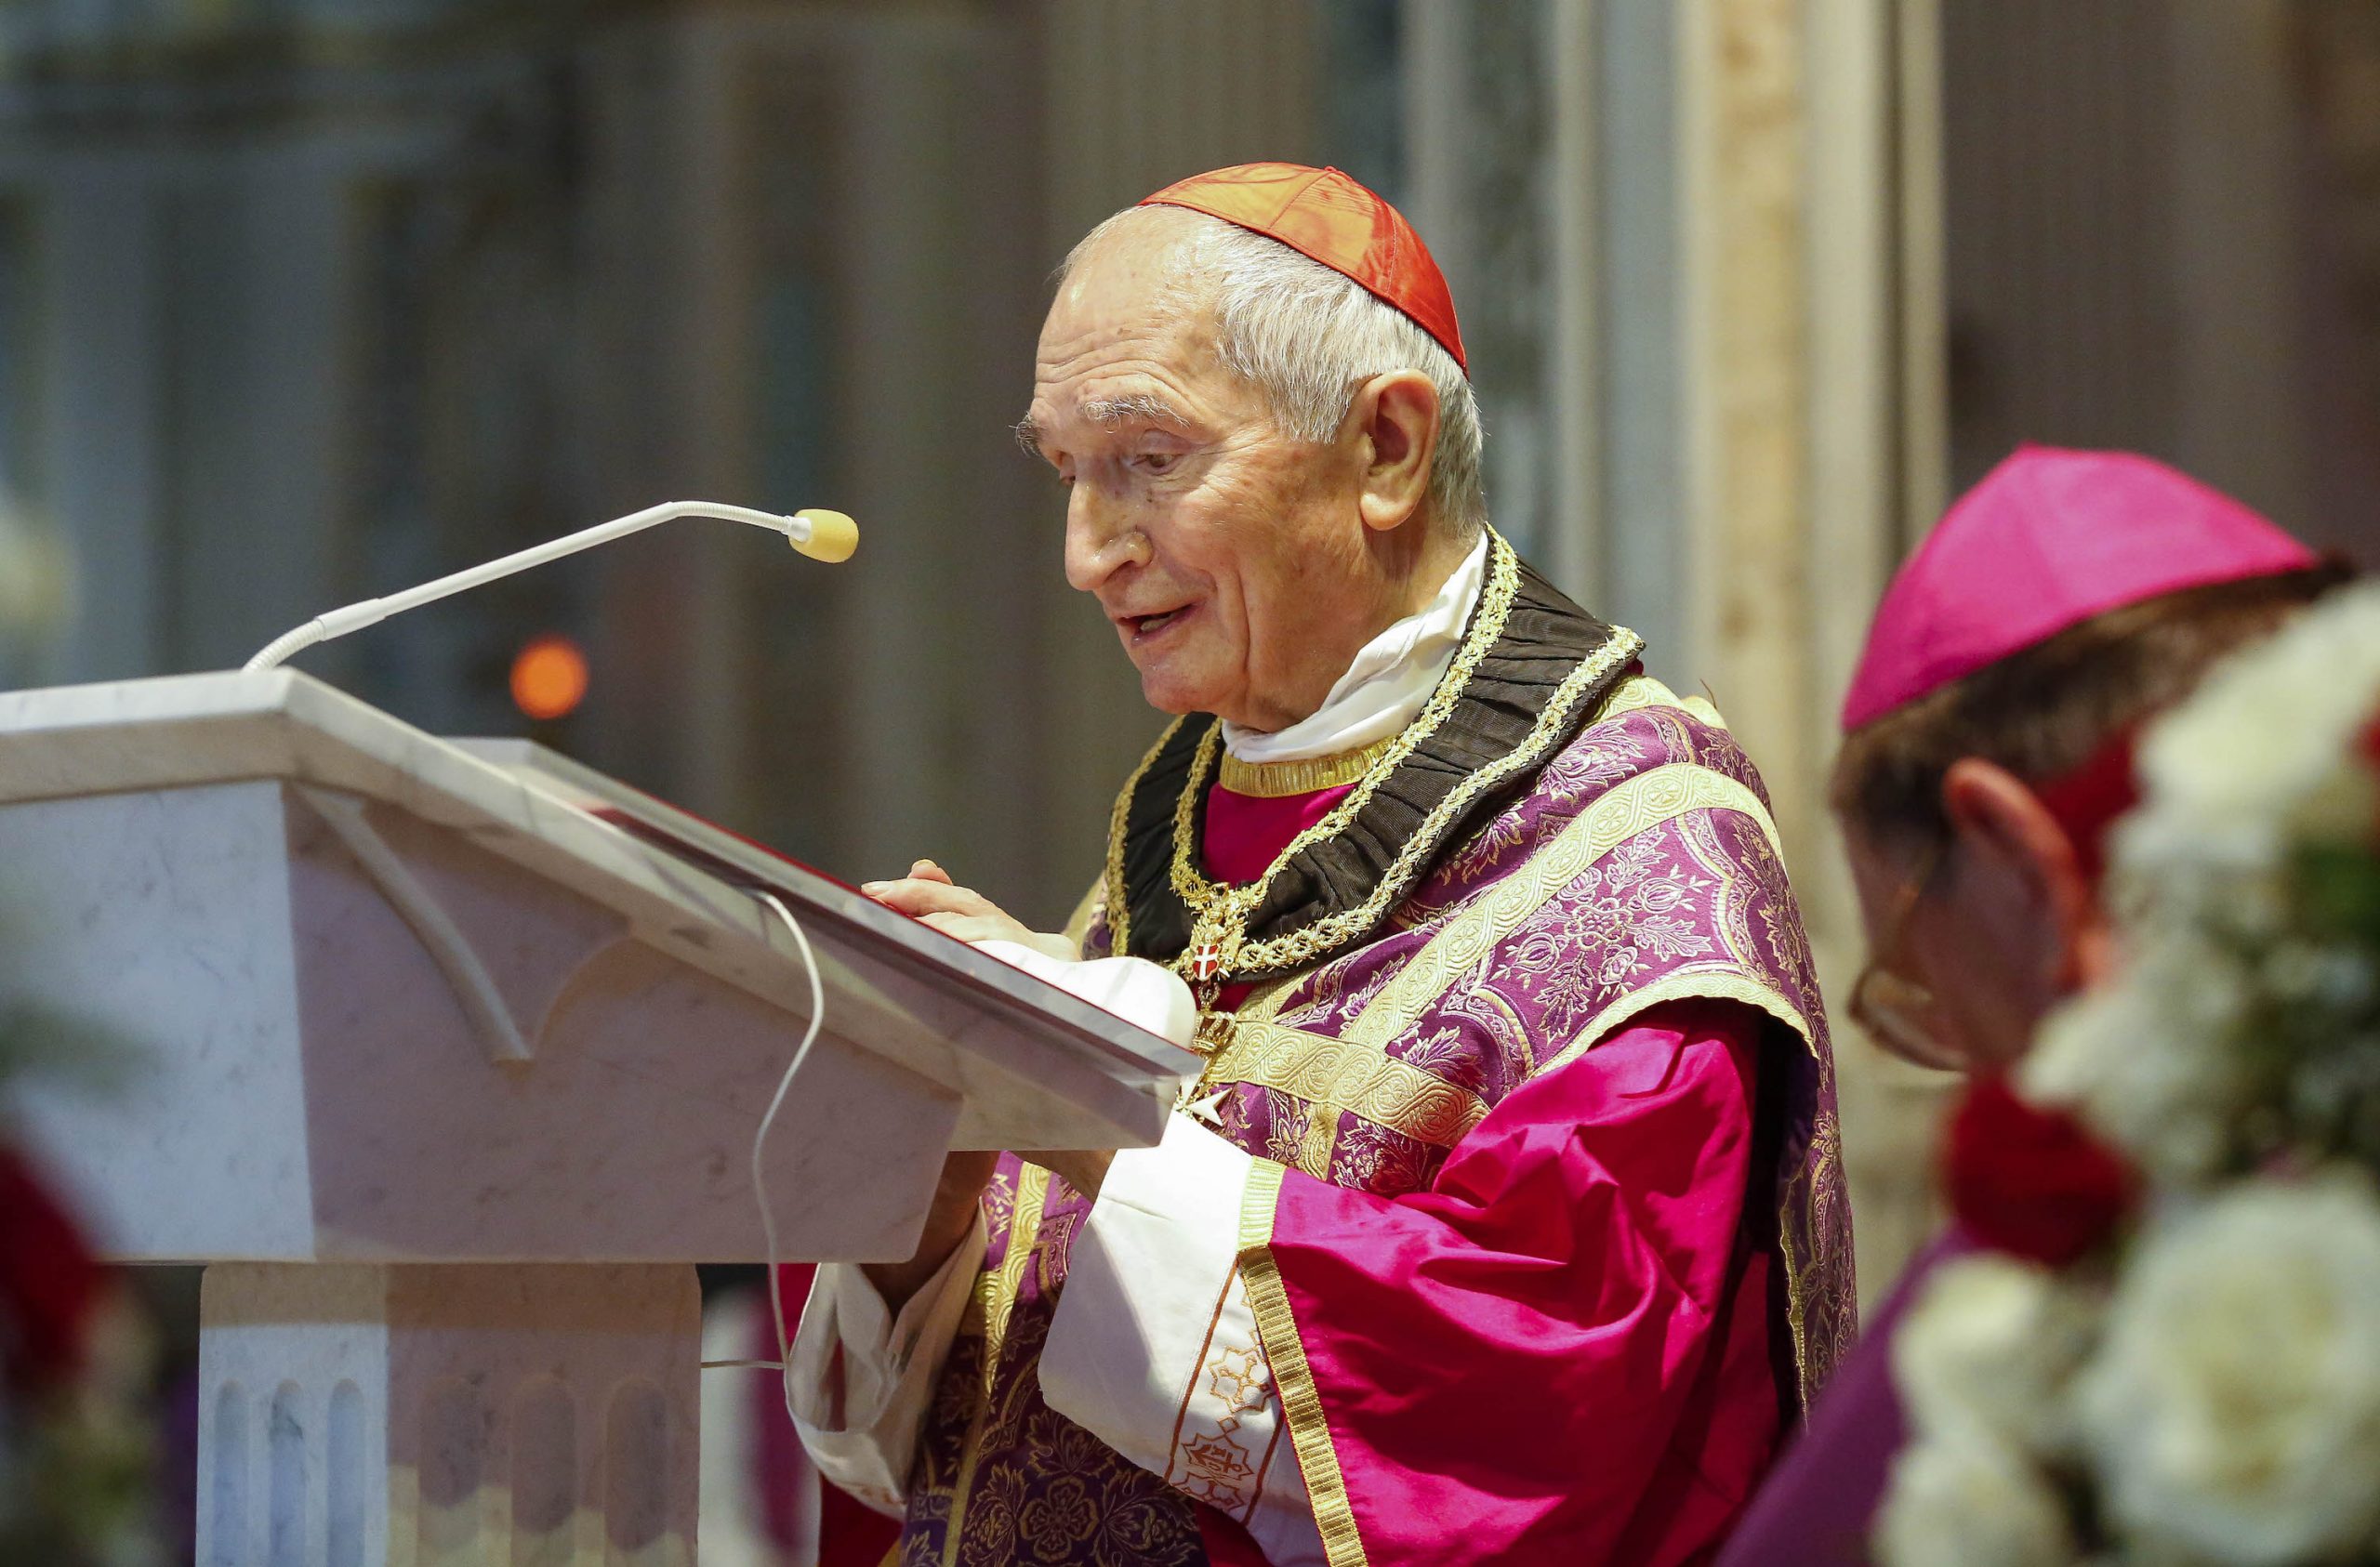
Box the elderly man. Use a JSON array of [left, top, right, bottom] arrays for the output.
[[788, 164, 1851, 1567]]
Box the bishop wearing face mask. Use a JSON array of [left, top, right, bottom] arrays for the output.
[[786, 164, 1854, 1567]]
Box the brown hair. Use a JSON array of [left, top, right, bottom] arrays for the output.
[[1831, 565, 2352, 846]]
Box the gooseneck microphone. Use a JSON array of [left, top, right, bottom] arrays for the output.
[[243, 501, 859, 673]]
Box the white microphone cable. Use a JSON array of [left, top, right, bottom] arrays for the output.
[[697, 889, 828, 1395]]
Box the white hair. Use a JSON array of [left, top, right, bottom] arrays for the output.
[[1062, 206, 1487, 535]]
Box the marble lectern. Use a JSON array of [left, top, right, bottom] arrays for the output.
[[0, 669, 1197, 1567]]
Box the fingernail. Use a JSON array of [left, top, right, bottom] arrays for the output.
[[861, 881, 885, 894]]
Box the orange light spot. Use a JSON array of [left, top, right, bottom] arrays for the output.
[[510, 634, 588, 721]]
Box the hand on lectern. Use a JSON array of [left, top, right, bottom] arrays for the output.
[[862, 860, 1078, 964], [856, 861, 1117, 1308]]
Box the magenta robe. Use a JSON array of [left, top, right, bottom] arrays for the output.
[[1249, 995, 1780, 1562], [1712, 1232, 1977, 1567], [1197, 784, 1785, 1564]]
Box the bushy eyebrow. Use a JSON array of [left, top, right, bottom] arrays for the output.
[[1012, 394, 1193, 458], [1081, 393, 1190, 430]]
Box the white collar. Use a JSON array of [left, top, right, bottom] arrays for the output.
[[1222, 533, 1490, 765]]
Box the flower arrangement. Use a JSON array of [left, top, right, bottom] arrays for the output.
[[0, 994, 159, 1564], [1878, 580, 2380, 1567], [0, 517, 161, 1561]]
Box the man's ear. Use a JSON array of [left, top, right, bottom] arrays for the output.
[[1938, 757, 2112, 993], [1349, 370, 1440, 533]]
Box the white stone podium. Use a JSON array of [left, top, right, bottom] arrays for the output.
[[0, 669, 1197, 1567]]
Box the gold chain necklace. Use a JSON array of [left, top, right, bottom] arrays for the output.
[[1170, 724, 1263, 1000], [1164, 533, 1524, 999]]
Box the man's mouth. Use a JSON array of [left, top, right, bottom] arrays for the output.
[[1120, 604, 1195, 642]]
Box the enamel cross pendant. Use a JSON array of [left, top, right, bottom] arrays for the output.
[[1171, 1074, 1230, 1126], [1190, 939, 1223, 983]]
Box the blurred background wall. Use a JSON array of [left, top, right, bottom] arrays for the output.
[[3, 0, 2379, 1388]]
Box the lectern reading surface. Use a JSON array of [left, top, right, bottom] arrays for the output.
[[0, 668, 1197, 1567]]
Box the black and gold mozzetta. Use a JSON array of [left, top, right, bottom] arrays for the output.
[[1103, 530, 1646, 995]]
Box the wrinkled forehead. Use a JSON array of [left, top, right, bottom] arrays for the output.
[[1029, 221, 1236, 438]]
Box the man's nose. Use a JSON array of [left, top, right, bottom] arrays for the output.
[[1064, 483, 1144, 593]]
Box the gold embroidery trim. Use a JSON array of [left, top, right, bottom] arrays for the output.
[[984, 1166, 1050, 1365], [1208, 1019, 1490, 1150], [1238, 1160, 1370, 1567], [1593, 672, 1729, 731], [1157, 532, 1647, 982], [1534, 966, 1818, 1078], [1298, 1101, 1341, 1179], [1162, 1263, 1276, 1512], [1218, 737, 1400, 799], [1185, 975, 1299, 1089], [1197, 733, 1811, 1192], [1181, 977, 1301, 1102], [1781, 1110, 1846, 1415], [939, 1165, 1050, 1567], [1236, 976, 1301, 1025], [1343, 762, 1788, 1049], [1104, 716, 1191, 960]]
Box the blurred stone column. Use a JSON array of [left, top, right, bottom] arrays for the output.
[[1676, 0, 1952, 1309], [2168, 0, 2313, 535]]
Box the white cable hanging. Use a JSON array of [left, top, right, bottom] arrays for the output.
[[700, 890, 830, 1387]]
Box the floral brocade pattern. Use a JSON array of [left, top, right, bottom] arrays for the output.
[[1204, 678, 1855, 1401], [898, 678, 1858, 1560], [900, 1165, 1206, 1567]]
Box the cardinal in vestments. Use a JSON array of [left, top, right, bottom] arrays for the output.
[[1715, 445, 2346, 1567], [786, 163, 1854, 1567]]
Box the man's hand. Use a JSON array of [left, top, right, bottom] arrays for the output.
[[863, 1148, 999, 1312], [853, 863, 1104, 1305], [863, 859, 1077, 963]]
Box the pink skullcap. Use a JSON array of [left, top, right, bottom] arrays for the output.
[[1841, 444, 2320, 731]]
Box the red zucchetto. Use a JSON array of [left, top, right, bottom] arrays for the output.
[[1140, 163, 1468, 373]]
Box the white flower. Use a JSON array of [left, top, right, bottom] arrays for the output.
[[1894, 1252, 2100, 1458], [1873, 1436, 2080, 1567], [2127, 580, 2380, 867], [2022, 968, 2239, 1180], [2076, 1176, 2380, 1565]]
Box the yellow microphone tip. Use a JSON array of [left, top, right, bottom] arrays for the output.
[[791, 508, 858, 563]]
